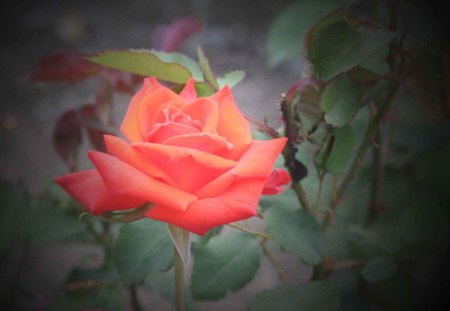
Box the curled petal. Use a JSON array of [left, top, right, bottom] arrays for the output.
[[120, 77, 162, 142], [104, 135, 176, 185], [54, 170, 144, 214], [210, 86, 252, 159], [146, 178, 266, 235], [181, 98, 219, 133], [262, 168, 291, 195], [195, 138, 287, 198], [179, 78, 197, 102], [133, 142, 236, 193], [88, 151, 197, 211]]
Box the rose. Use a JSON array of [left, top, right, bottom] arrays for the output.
[[55, 78, 290, 235]]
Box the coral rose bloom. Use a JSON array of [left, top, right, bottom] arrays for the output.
[[55, 78, 289, 235]]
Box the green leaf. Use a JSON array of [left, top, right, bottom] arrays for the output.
[[296, 83, 324, 137], [249, 280, 340, 311], [259, 188, 299, 212], [197, 46, 219, 90], [265, 206, 322, 265], [87, 49, 202, 83], [115, 218, 173, 286], [361, 256, 397, 283], [152, 51, 203, 81], [325, 125, 355, 174], [359, 46, 390, 76], [267, 0, 341, 66], [308, 21, 396, 80], [191, 232, 262, 300], [167, 224, 191, 265], [194, 82, 215, 97], [321, 74, 362, 126], [217, 70, 245, 89]]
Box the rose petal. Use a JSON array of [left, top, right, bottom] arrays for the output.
[[137, 95, 185, 141], [120, 77, 162, 142], [146, 122, 200, 143], [162, 132, 233, 154], [55, 170, 144, 214], [88, 151, 197, 211], [146, 178, 266, 235], [195, 138, 287, 198], [262, 168, 291, 195], [179, 78, 197, 101], [181, 98, 219, 133], [133, 142, 236, 193], [210, 86, 252, 159], [104, 135, 176, 185]]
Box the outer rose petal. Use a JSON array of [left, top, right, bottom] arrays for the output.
[[179, 78, 197, 101], [88, 151, 197, 211], [103, 135, 176, 186], [146, 178, 266, 235], [262, 168, 291, 195], [54, 170, 145, 214], [195, 138, 287, 198], [133, 142, 236, 193], [120, 77, 162, 142], [210, 86, 252, 160]]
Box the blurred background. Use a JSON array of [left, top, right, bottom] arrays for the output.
[[1, 0, 449, 310]]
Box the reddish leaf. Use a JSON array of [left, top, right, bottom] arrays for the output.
[[108, 70, 142, 94], [31, 51, 101, 84], [53, 110, 82, 170], [152, 17, 202, 52], [80, 104, 113, 152]]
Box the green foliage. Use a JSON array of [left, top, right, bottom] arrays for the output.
[[267, 0, 341, 66], [197, 46, 219, 90], [265, 206, 322, 265], [87, 49, 202, 83], [321, 74, 362, 127], [324, 125, 355, 174], [307, 21, 395, 80], [217, 70, 245, 89], [249, 280, 340, 311], [191, 232, 262, 300], [361, 257, 397, 283], [115, 219, 173, 286], [53, 266, 124, 311], [0, 181, 86, 253]]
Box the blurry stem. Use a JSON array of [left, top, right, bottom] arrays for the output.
[[80, 214, 104, 243], [369, 129, 384, 222], [313, 175, 325, 218], [174, 246, 185, 311], [130, 283, 141, 311], [227, 223, 272, 240], [291, 182, 310, 213], [280, 94, 311, 213], [260, 240, 286, 284], [326, 82, 399, 223]]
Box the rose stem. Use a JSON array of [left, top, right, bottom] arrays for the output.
[[174, 246, 185, 311]]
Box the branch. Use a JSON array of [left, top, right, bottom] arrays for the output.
[[326, 82, 399, 223]]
